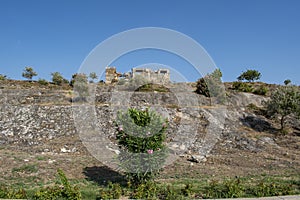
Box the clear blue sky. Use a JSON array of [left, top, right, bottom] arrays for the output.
[[0, 0, 299, 84]]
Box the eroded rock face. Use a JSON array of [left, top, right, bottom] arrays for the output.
[[0, 84, 298, 159]]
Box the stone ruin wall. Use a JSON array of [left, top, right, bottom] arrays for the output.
[[105, 67, 170, 84]]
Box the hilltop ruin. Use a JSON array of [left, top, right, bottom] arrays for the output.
[[105, 67, 170, 84]]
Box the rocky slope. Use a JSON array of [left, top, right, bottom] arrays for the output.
[[0, 81, 299, 187]]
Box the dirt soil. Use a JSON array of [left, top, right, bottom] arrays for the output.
[[0, 131, 299, 188]]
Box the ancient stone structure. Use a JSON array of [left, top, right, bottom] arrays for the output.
[[131, 68, 170, 84], [105, 67, 121, 84], [105, 67, 170, 84]]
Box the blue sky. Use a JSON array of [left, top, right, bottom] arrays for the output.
[[0, 0, 299, 84]]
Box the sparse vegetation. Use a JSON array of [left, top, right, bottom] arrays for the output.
[[195, 69, 226, 103], [0, 185, 27, 199], [237, 69, 261, 82], [136, 83, 170, 92], [22, 67, 37, 81], [253, 85, 268, 95], [51, 72, 68, 86], [0, 67, 300, 199], [232, 81, 253, 92], [263, 85, 300, 131], [127, 75, 148, 89], [71, 73, 89, 101], [38, 78, 49, 86], [33, 169, 81, 200], [0, 74, 7, 81], [12, 164, 38, 174]]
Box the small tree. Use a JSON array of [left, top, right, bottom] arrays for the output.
[[71, 73, 89, 101], [116, 108, 168, 186], [237, 69, 261, 82], [89, 72, 98, 83], [22, 67, 37, 80], [284, 79, 291, 86], [51, 72, 68, 86], [195, 69, 225, 103], [263, 85, 300, 131]]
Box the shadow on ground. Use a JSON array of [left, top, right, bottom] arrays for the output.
[[240, 115, 277, 133], [83, 166, 126, 186]]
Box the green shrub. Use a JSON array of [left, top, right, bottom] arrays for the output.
[[181, 183, 194, 197], [195, 69, 226, 104], [161, 185, 186, 200], [232, 81, 253, 92], [98, 182, 122, 200], [253, 86, 268, 95], [38, 78, 49, 86], [116, 108, 168, 186], [131, 181, 157, 199], [72, 73, 89, 99], [51, 72, 69, 86], [203, 179, 244, 199], [284, 79, 291, 85], [252, 181, 294, 197], [237, 69, 261, 82], [33, 169, 81, 200], [136, 83, 170, 92], [0, 74, 7, 81], [0, 185, 27, 199]]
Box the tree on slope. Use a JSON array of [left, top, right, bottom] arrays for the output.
[[263, 85, 300, 131], [22, 67, 37, 80]]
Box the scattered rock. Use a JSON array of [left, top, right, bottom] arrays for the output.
[[188, 155, 207, 163]]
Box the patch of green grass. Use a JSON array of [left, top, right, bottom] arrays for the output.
[[36, 156, 47, 161], [2, 172, 299, 199], [12, 164, 38, 173], [136, 83, 170, 92]]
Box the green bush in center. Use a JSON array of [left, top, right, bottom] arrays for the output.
[[115, 108, 168, 186]]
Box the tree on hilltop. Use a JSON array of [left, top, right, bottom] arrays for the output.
[[195, 68, 225, 104], [22, 67, 37, 80], [284, 79, 291, 86], [237, 69, 261, 82], [51, 72, 68, 86]]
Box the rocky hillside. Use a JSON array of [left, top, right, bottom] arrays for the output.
[[0, 80, 300, 188], [0, 81, 299, 156]]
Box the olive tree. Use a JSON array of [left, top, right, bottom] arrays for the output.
[[263, 85, 300, 131], [195, 69, 225, 104], [22, 67, 37, 80], [237, 69, 261, 82], [51, 72, 68, 85]]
